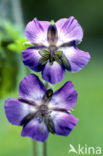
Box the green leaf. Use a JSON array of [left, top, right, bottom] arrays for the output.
[[7, 38, 28, 52], [50, 20, 55, 25], [0, 49, 19, 98], [23, 41, 34, 47]]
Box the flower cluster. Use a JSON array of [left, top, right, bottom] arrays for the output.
[[5, 17, 90, 142]]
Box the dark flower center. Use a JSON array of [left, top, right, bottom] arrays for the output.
[[19, 89, 56, 133], [39, 48, 71, 70], [39, 105, 48, 115], [39, 48, 63, 65]]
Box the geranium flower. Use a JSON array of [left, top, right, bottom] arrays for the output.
[[5, 74, 78, 142], [23, 17, 91, 84]]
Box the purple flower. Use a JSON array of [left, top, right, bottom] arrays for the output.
[[5, 74, 78, 142], [23, 17, 91, 84]]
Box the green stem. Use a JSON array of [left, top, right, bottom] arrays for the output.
[[44, 81, 53, 90], [43, 141, 47, 156], [32, 141, 38, 156], [32, 81, 50, 156], [42, 81, 52, 156]]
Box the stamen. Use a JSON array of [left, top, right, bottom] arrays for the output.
[[45, 115, 55, 134], [49, 57, 54, 65], [54, 50, 63, 56], [42, 89, 53, 104], [39, 55, 49, 65], [47, 89, 53, 98], [61, 55, 71, 70], [54, 55, 62, 64], [39, 51, 45, 57], [42, 49, 50, 55]]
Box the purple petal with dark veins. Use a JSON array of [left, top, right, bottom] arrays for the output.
[[60, 46, 91, 72], [49, 81, 78, 110], [22, 47, 43, 72], [19, 74, 46, 103], [25, 18, 50, 46], [55, 17, 83, 46], [5, 99, 36, 125], [51, 111, 78, 136], [42, 61, 65, 84], [21, 118, 49, 142]]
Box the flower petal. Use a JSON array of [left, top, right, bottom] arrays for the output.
[[19, 74, 46, 103], [49, 81, 77, 110], [21, 118, 49, 142], [55, 17, 83, 46], [51, 111, 78, 136], [22, 47, 43, 72], [61, 46, 91, 72], [25, 18, 50, 46], [5, 99, 36, 125], [42, 61, 65, 84]]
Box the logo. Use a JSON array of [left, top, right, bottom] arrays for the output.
[[68, 144, 102, 155]]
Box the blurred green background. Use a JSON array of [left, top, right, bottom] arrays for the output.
[[0, 0, 103, 156]]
